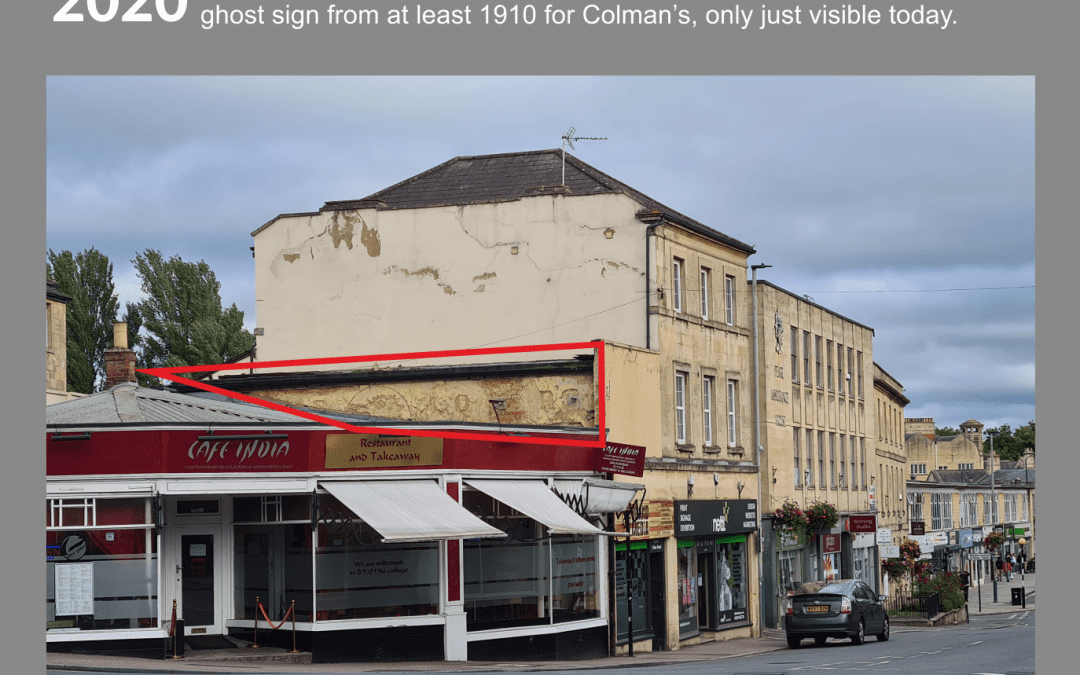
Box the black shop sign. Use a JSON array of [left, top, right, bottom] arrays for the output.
[[674, 499, 758, 536]]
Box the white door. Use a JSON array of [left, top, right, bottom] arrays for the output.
[[175, 523, 224, 636]]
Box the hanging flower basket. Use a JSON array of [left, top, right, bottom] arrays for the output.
[[881, 557, 907, 579], [900, 538, 922, 561], [983, 531, 1004, 553], [773, 499, 808, 535], [805, 501, 839, 533]]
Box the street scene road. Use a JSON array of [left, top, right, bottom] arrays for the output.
[[46, 612, 1034, 675]]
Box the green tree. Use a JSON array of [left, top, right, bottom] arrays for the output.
[[124, 249, 254, 386], [935, 426, 962, 437], [982, 421, 1036, 463], [46, 248, 120, 393]]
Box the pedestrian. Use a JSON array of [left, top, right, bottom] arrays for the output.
[[1018, 549, 1027, 573], [1004, 558, 1013, 581], [1010, 553, 1018, 579]]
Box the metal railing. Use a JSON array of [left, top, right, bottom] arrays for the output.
[[882, 591, 941, 620]]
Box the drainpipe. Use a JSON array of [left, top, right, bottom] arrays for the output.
[[750, 263, 771, 632], [644, 223, 661, 350]]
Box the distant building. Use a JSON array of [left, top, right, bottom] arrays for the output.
[[905, 418, 986, 476], [46, 276, 83, 404]]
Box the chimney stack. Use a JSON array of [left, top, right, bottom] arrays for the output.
[[1022, 447, 1034, 469], [104, 322, 138, 388]]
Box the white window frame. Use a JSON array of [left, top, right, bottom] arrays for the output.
[[674, 371, 687, 444], [724, 275, 735, 325], [942, 494, 953, 530], [702, 375, 714, 446], [727, 379, 738, 447], [673, 258, 684, 313], [700, 268, 710, 320]]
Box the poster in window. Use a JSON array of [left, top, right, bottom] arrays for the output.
[[55, 563, 94, 616]]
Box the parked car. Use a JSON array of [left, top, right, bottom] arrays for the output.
[[784, 579, 890, 648]]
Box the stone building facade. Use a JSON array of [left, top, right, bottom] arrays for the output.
[[46, 277, 78, 404], [248, 150, 764, 652], [752, 282, 883, 627], [905, 417, 986, 477]]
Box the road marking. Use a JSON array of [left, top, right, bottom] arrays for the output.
[[970, 640, 984, 645]]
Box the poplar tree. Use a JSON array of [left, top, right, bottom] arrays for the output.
[[46, 248, 120, 393], [124, 249, 254, 385]]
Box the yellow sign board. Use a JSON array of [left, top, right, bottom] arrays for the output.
[[325, 434, 444, 469]]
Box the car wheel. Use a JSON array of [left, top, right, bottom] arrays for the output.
[[787, 635, 801, 649], [814, 636, 827, 646], [851, 619, 865, 645], [877, 616, 890, 642]]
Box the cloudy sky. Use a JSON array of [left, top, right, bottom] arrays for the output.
[[45, 76, 1034, 433]]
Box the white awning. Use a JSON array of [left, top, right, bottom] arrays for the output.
[[464, 479, 605, 536], [552, 478, 645, 514], [320, 480, 507, 544]]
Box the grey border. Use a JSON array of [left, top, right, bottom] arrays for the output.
[[9, 2, 1064, 674]]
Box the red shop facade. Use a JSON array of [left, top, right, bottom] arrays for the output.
[[46, 394, 640, 663]]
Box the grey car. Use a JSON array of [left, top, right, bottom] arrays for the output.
[[784, 579, 890, 648]]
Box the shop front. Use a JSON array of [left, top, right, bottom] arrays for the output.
[[844, 515, 878, 592], [47, 393, 631, 662], [673, 499, 757, 640], [612, 498, 674, 651]]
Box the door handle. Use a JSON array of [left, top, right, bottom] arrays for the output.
[[176, 564, 184, 573]]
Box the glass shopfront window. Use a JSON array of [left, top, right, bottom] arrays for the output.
[[46, 497, 158, 631], [314, 518, 439, 621], [716, 535, 748, 625], [461, 486, 550, 629], [233, 495, 314, 622], [615, 543, 650, 642], [552, 535, 599, 622], [676, 540, 698, 638]]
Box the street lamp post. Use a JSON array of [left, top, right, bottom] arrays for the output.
[[987, 429, 999, 602], [750, 263, 770, 633]]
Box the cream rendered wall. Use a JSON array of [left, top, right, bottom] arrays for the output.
[[872, 367, 907, 545], [253, 193, 650, 366]]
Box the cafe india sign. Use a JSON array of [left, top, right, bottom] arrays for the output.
[[325, 434, 443, 469]]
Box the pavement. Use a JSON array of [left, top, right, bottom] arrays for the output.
[[47, 572, 1035, 674]]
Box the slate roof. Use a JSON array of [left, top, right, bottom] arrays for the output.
[[256, 149, 755, 254], [976, 468, 1035, 486], [47, 276, 70, 304], [46, 382, 312, 427], [924, 469, 987, 484]]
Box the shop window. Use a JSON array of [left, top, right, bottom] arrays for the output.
[[464, 525, 550, 628], [552, 535, 600, 623], [715, 536, 748, 624], [615, 543, 651, 643], [309, 491, 438, 621], [46, 501, 158, 632], [234, 523, 314, 622], [234, 495, 309, 523], [315, 520, 438, 621], [676, 541, 698, 638]]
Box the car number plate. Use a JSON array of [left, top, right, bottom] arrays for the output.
[[807, 605, 829, 612]]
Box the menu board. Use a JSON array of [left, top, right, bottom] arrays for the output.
[[55, 563, 94, 616]]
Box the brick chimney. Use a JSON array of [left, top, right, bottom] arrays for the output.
[[103, 322, 138, 388]]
